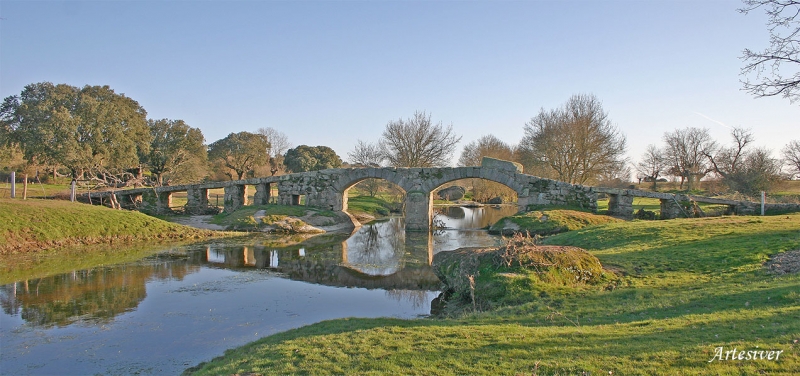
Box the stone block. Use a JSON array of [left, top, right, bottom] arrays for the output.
[[481, 157, 523, 173]]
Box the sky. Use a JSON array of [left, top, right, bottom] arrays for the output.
[[1, 0, 798, 173]]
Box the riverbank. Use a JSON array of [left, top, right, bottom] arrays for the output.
[[0, 198, 235, 255], [186, 213, 800, 375]]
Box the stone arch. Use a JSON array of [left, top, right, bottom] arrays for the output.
[[335, 169, 407, 216], [427, 168, 526, 205]]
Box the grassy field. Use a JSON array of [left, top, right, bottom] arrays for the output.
[[0, 198, 224, 252], [346, 195, 397, 217], [490, 209, 622, 236], [0, 198, 241, 284], [187, 214, 800, 375]]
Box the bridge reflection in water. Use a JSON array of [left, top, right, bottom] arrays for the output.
[[199, 215, 507, 291], [1, 207, 515, 329]]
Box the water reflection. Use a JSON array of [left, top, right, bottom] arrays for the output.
[[1, 206, 511, 329], [0, 206, 512, 375], [435, 205, 518, 229], [0, 256, 199, 328]]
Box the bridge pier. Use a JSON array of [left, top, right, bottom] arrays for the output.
[[142, 190, 173, 214], [224, 185, 246, 213], [118, 192, 142, 210], [607, 192, 634, 219], [185, 187, 209, 214], [404, 190, 433, 231], [659, 198, 684, 219], [252, 182, 272, 205]]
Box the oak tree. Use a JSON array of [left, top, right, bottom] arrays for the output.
[[208, 131, 270, 180], [284, 145, 342, 173], [1, 82, 151, 183], [145, 119, 207, 186]]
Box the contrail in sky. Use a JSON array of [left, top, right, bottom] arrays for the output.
[[693, 112, 731, 129]]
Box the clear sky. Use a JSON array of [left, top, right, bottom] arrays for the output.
[[1, 0, 798, 171]]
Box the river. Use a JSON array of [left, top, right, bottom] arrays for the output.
[[0, 205, 517, 375]]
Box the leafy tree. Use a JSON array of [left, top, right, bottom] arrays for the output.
[[379, 111, 461, 167], [256, 127, 291, 176], [1, 82, 150, 182], [739, 0, 800, 104], [637, 144, 668, 191], [207, 131, 270, 180], [284, 145, 342, 173], [782, 140, 800, 178], [457, 135, 514, 167], [144, 119, 207, 186], [662, 127, 716, 190], [517, 94, 626, 185]]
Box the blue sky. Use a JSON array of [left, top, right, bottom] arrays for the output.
[[1, 0, 798, 171]]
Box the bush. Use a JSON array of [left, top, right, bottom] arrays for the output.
[[432, 234, 608, 312]]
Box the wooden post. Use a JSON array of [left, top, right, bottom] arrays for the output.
[[22, 174, 28, 200], [10, 171, 15, 198], [70, 179, 76, 202], [761, 191, 766, 216]]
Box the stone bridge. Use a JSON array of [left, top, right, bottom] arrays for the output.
[[85, 157, 798, 230], [88, 158, 595, 230]]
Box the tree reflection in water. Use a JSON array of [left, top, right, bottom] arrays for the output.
[[0, 255, 198, 328], [1, 206, 510, 329]]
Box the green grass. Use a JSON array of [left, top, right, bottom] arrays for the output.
[[209, 204, 336, 230], [0, 182, 77, 199], [187, 214, 800, 375], [0, 198, 226, 252], [0, 198, 240, 284], [346, 195, 396, 217], [490, 209, 621, 235], [597, 197, 734, 218]]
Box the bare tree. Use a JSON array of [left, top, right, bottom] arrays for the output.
[[517, 94, 627, 185], [705, 127, 781, 194], [458, 134, 515, 167], [348, 139, 384, 167], [637, 144, 668, 191], [256, 127, 291, 176], [739, 0, 800, 103], [662, 127, 717, 190], [379, 111, 461, 167], [781, 139, 800, 178], [455, 135, 518, 202], [347, 140, 387, 197], [704, 127, 755, 178]]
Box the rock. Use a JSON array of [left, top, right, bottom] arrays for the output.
[[487, 197, 503, 205], [269, 217, 325, 234], [437, 186, 465, 201], [487, 219, 520, 236], [481, 156, 523, 173]]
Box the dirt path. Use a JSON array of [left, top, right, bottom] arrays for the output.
[[169, 215, 227, 231]]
